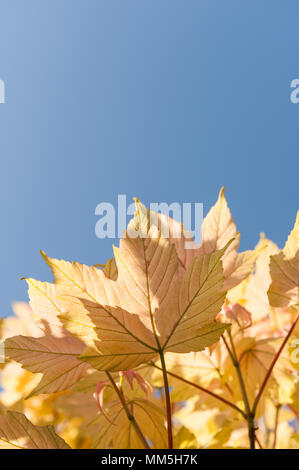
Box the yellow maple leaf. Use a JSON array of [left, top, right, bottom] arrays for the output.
[[0, 410, 70, 449], [5, 334, 88, 396], [268, 211, 299, 309], [40, 199, 230, 372], [148, 187, 260, 290]]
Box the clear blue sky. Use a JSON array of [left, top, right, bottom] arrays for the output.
[[0, 0, 298, 317]]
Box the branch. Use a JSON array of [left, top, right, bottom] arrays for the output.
[[252, 314, 299, 417], [222, 333, 256, 449], [151, 362, 246, 418], [105, 371, 150, 449], [158, 352, 173, 449], [255, 434, 264, 449], [288, 404, 299, 420]]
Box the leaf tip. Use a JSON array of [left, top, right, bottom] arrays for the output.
[[223, 238, 235, 252], [40, 249, 47, 262], [219, 186, 226, 199]]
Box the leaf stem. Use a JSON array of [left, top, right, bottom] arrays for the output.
[[255, 434, 263, 449], [158, 351, 173, 449], [222, 333, 256, 449], [151, 362, 246, 418], [105, 371, 150, 449], [252, 313, 299, 417], [288, 404, 299, 420], [222, 314, 299, 449]]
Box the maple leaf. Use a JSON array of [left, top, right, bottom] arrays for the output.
[[92, 398, 167, 449], [150, 187, 260, 290], [1, 192, 299, 450], [4, 280, 89, 396], [222, 336, 279, 413], [5, 334, 88, 396], [40, 199, 230, 372], [227, 233, 279, 322], [217, 303, 252, 329], [2, 302, 42, 339], [268, 211, 299, 309], [152, 346, 231, 403], [197, 187, 248, 289], [0, 410, 70, 449], [173, 426, 198, 449], [54, 375, 167, 449], [0, 362, 41, 407], [94, 258, 118, 281], [174, 398, 232, 448], [24, 278, 71, 337]]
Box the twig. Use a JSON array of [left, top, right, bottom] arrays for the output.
[[255, 434, 263, 449], [151, 362, 246, 418], [288, 404, 299, 420], [105, 371, 150, 449], [159, 351, 173, 449], [222, 332, 256, 449], [252, 314, 299, 417]]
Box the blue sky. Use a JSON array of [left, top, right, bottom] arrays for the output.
[[0, 0, 298, 317]]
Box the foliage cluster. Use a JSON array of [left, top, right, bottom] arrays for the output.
[[0, 189, 298, 449]]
